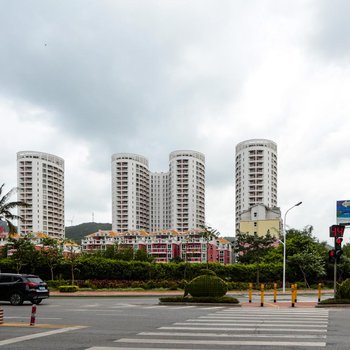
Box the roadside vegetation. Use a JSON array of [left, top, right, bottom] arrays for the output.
[[319, 278, 350, 304], [0, 226, 348, 292]]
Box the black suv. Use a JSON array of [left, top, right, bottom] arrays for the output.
[[0, 273, 49, 305]]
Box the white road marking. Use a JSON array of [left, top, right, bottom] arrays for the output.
[[115, 337, 326, 347], [174, 321, 327, 328], [220, 311, 329, 315], [5, 316, 62, 320], [86, 346, 231, 350], [139, 331, 326, 339], [0, 326, 86, 347], [160, 326, 327, 332], [201, 315, 329, 319], [187, 317, 328, 324], [185, 319, 328, 324]]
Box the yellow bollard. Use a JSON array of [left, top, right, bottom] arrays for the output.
[[291, 284, 295, 307], [273, 283, 277, 303], [294, 283, 298, 303], [318, 283, 322, 302], [261, 283, 264, 307], [248, 283, 253, 303]]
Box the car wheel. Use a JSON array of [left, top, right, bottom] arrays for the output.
[[10, 293, 24, 305], [33, 299, 42, 305]]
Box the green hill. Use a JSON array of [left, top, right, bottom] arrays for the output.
[[65, 222, 112, 243]]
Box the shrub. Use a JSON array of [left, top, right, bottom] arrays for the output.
[[199, 269, 217, 276], [226, 282, 250, 290], [336, 278, 350, 299], [168, 282, 179, 290], [185, 275, 227, 297], [319, 298, 350, 304], [47, 280, 67, 289], [59, 285, 79, 292]]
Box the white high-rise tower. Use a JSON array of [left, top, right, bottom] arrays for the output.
[[112, 150, 205, 233], [150, 172, 169, 232], [235, 139, 277, 228], [169, 150, 205, 232], [17, 151, 65, 238], [111, 153, 150, 232]]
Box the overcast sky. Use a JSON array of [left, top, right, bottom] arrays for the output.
[[1, 0, 349, 244]]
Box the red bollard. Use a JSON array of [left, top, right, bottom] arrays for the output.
[[30, 305, 37, 326]]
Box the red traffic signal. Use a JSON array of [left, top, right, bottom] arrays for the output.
[[329, 249, 336, 263], [330, 225, 345, 238], [335, 237, 343, 251]]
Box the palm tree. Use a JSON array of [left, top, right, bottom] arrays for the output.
[[0, 184, 27, 235]]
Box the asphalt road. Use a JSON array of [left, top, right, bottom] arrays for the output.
[[0, 297, 349, 349]]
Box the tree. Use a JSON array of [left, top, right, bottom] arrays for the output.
[[198, 226, 220, 269], [63, 240, 81, 285], [7, 235, 38, 273], [288, 252, 326, 288], [0, 184, 27, 235], [235, 231, 276, 284], [39, 237, 63, 280], [285, 226, 328, 286], [134, 248, 154, 262]]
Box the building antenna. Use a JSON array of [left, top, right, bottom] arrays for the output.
[[92, 212, 94, 223], [68, 216, 74, 226]]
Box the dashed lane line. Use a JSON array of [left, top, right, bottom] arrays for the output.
[[0, 325, 87, 346]]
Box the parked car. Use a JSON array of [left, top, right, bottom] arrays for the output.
[[0, 273, 49, 305]]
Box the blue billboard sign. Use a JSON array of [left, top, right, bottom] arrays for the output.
[[337, 200, 350, 225]]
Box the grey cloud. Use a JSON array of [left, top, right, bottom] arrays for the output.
[[0, 1, 254, 169], [310, 0, 350, 61]]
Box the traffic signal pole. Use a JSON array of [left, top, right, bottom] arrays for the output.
[[329, 224, 345, 298], [334, 260, 337, 298]]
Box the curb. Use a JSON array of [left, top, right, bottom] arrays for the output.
[[316, 303, 350, 308], [159, 302, 241, 307]]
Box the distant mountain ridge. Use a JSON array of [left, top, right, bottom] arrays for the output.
[[65, 222, 112, 243]]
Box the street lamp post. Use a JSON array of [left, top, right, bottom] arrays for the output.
[[282, 201, 302, 293]]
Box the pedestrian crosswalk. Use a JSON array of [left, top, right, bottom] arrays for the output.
[[85, 307, 329, 349]]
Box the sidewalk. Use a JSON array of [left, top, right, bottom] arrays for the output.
[[50, 289, 333, 298], [50, 290, 183, 297]]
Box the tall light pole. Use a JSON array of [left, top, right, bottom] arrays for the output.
[[282, 201, 302, 293]]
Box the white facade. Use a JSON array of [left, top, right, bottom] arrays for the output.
[[235, 139, 277, 228], [169, 150, 205, 232], [112, 150, 205, 233], [111, 153, 150, 232], [17, 151, 65, 238], [150, 172, 169, 232]]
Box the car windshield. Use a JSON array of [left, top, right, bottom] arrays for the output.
[[26, 277, 44, 284]]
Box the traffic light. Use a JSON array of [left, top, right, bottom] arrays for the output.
[[329, 249, 336, 263], [335, 237, 343, 251], [336, 249, 343, 263], [335, 237, 344, 263]]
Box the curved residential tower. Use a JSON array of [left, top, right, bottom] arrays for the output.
[[235, 139, 277, 227], [112, 150, 205, 233], [17, 151, 65, 238], [169, 150, 205, 232], [112, 153, 150, 232]]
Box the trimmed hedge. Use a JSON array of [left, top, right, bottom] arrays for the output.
[[319, 298, 350, 304], [0, 257, 288, 283], [185, 275, 227, 297], [59, 285, 79, 293]]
